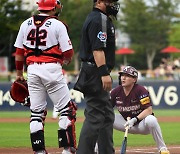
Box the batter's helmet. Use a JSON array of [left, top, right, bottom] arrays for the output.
[[119, 66, 138, 78], [93, 0, 119, 2], [37, 0, 61, 11]]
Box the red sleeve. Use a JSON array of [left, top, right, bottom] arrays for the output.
[[16, 48, 25, 56], [15, 48, 25, 70], [63, 49, 74, 59]]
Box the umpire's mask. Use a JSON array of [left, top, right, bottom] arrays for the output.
[[105, 1, 120, 18]]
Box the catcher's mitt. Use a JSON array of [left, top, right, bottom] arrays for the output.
[[10, 80, 30, 107]]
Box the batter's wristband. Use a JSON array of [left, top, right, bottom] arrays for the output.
[[135, 116, 140, 123], [15, 61, 24, 70], [98, 64, 110, 76]]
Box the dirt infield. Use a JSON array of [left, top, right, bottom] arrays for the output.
[[0, 116, 179, 153], [0, 145, 180, 154]]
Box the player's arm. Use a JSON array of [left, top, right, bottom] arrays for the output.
[[125, 90, 152, 128], [137, 90, 153, 121], [15, 48, 25, 81], [136, 106, 153, 121], [93, 50, 112, 91], [62, 48, 74, 65], [124, 106, 153, 128], [57, 21, 73, 65]]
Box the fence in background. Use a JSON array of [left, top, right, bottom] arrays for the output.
[[0, 81, 180, 111]]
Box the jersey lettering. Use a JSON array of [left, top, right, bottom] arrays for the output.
[[28, 19, 32, 26], [38, 29, 47, 46], [27, 29, 47, 46], [45, 21, 52, 27]]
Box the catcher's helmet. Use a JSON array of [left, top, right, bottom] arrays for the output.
[[119, 66, 138, 78], [37, 0, 62, 11]]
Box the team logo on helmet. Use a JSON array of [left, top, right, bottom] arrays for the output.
[[119, 66, 138, 78]]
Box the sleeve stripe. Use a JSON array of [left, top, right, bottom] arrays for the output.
[[100, 13, 107, 47]]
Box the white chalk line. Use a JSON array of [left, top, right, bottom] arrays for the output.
[[115, 146, 180, 154], [47, 146, 180, 154]]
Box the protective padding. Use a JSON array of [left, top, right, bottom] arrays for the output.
[[31, 130, 45, 152], [58, 125, 76, 148], [37, 0, 57, 11]]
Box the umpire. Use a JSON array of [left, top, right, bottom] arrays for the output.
[[74, 0, 120, 153]]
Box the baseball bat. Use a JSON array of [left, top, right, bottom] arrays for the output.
[[120, 117, 131, 154]]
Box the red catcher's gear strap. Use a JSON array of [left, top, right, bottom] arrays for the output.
[[63, 49, 74, 60]]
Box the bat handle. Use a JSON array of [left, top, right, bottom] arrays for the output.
[[124, 117, 131, 137], [127, 117, 131, 121]]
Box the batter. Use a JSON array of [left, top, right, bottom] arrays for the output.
[[111, 66, 170, 154]]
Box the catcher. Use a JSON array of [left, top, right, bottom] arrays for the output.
[[13, 0, 77, 154]]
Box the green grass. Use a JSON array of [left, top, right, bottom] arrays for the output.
[[0, 109, 180, 148], [1, 109, 180, 118], [153, 109, 180, 116]]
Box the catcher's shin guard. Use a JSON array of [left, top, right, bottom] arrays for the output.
[[58, 101, 77, 152], [31, 130, 45, 152], [58, 125, 76, 152]]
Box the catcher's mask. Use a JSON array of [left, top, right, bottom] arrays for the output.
[[37, 0, 62, 15], [118, 66, 138, 85]]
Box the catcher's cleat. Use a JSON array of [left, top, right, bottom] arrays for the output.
[[62, 148, 76, 154], [34, 149, 48, 154]]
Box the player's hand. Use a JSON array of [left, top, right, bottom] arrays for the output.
[[16, 70, 24, 81], [124, 117, 137, 129], [63, 58, 72, 65], [16, 75, 24, 81], [101, 75, 112, 91]]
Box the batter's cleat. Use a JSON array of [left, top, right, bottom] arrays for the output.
[[159, 147, 170, 154], [34, 150, 48, 154]]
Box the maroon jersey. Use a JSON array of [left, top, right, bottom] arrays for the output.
[[111, 84, 152, 120]]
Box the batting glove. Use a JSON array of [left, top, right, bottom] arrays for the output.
[[124, 117, 137, 129]]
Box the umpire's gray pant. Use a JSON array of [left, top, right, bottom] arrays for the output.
[[77, 90, 115, 154]]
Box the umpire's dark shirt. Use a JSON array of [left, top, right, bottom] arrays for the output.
[[79, 8, 116, 70]]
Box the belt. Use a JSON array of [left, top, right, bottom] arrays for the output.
[[28, 62, 59, 65], [82, 61, 96, 66]]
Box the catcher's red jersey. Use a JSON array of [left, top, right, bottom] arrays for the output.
[[14, 14, 72, 64]]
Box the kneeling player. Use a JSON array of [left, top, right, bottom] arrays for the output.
[[96, 66, 170, 154]]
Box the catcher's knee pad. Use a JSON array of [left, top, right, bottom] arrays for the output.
[[31, 130, 45, 152], [59, 101, 77, 122], [30, 110, 47, 133]]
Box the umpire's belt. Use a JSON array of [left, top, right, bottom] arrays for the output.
[[82, 61, 96, 67]]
